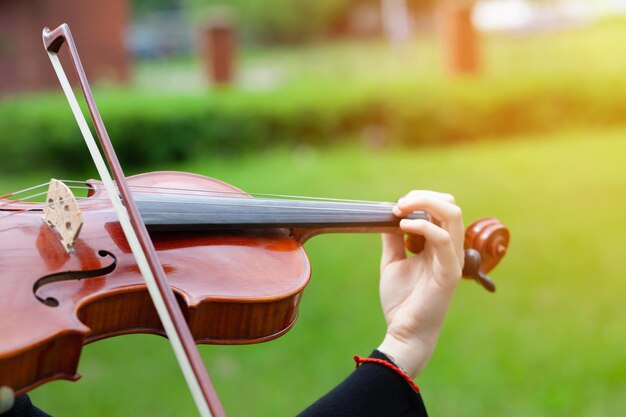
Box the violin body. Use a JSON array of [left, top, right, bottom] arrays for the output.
[[0, 172, 311, 396]]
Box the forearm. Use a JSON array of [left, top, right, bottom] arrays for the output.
[[297, 350, 428, 417]]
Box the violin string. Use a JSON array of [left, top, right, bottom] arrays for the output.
[[0, 189, 392, 216], [0, 184, 76, 223], [0, 192, 397, 223], [0, 195, 71, 229], [2, 179, 398, 207], [0, 181, 53, 198], [18, 183, 398, 214], [0, 187, 55, 212], [62, 182, 397, 213], [0, 202, 397, 235], [0, 181, 53, 205], [0, 181, 403, 219], [70, 196, 395, 214], [0, 181, 96, 221], [0, 188, 406, 235], [124, 205, 394, 215], [0, 187, 63, 206], [55, 179, 391, 205]]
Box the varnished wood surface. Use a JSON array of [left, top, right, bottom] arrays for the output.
[[0, 172, 309, 396]]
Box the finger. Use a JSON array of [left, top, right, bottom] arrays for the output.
[[395, 194, 464, 265], [381, 233, 407, 269], [393, 190, 454, 217], [400, 219, 461, 285], [395, 192, 460, 220], [396, 190, 456, 207]]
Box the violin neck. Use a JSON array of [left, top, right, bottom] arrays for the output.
[[135, 194, 427, 234]]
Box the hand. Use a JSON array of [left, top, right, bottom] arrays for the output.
[[378, 191, 465, 379]]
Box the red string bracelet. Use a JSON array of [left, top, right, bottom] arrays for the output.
[[354, 355, 420, 393]]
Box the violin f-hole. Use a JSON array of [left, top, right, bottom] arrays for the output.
[[33, 250, 117, 307]]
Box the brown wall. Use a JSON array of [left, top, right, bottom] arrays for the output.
[[0, 0, 130, 97]]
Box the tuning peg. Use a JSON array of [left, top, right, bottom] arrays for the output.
[[462, 248, 496, 292]]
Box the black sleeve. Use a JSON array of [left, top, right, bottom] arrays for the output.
[[297, 350, 428, 417], [0, 396, 51, 417], [5, 351, 427, 417]]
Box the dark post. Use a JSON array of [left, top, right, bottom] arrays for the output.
[[436, 1, 479, 75], [201, 17, 236, 86]]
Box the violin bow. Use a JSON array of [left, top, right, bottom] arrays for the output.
[[42, 24, 225, 417]]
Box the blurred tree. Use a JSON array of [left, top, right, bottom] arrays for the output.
[[134, 0, 184, 15], [189, 0, 349, 43]]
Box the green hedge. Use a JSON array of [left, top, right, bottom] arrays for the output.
[[1, 74, 625, 173]]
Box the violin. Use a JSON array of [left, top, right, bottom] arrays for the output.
[[0, 24, 510, 416], [0, 171, 509, 390]]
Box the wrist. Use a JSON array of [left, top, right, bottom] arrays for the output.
[[378, 333, 433, 379]]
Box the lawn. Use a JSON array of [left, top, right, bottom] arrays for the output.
[[1, 126, 623, 416]]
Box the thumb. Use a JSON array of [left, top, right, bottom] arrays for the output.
[[381, 233, 406, 269]]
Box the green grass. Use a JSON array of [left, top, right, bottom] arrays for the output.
[[1, 126, 623, 416]]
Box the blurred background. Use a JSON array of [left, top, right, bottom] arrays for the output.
[[1, 0, 625, 415]]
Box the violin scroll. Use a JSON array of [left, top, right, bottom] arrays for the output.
[[462, 217, 510, 292]]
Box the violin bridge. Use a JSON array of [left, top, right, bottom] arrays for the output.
[[43, 179, 83, 253]]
